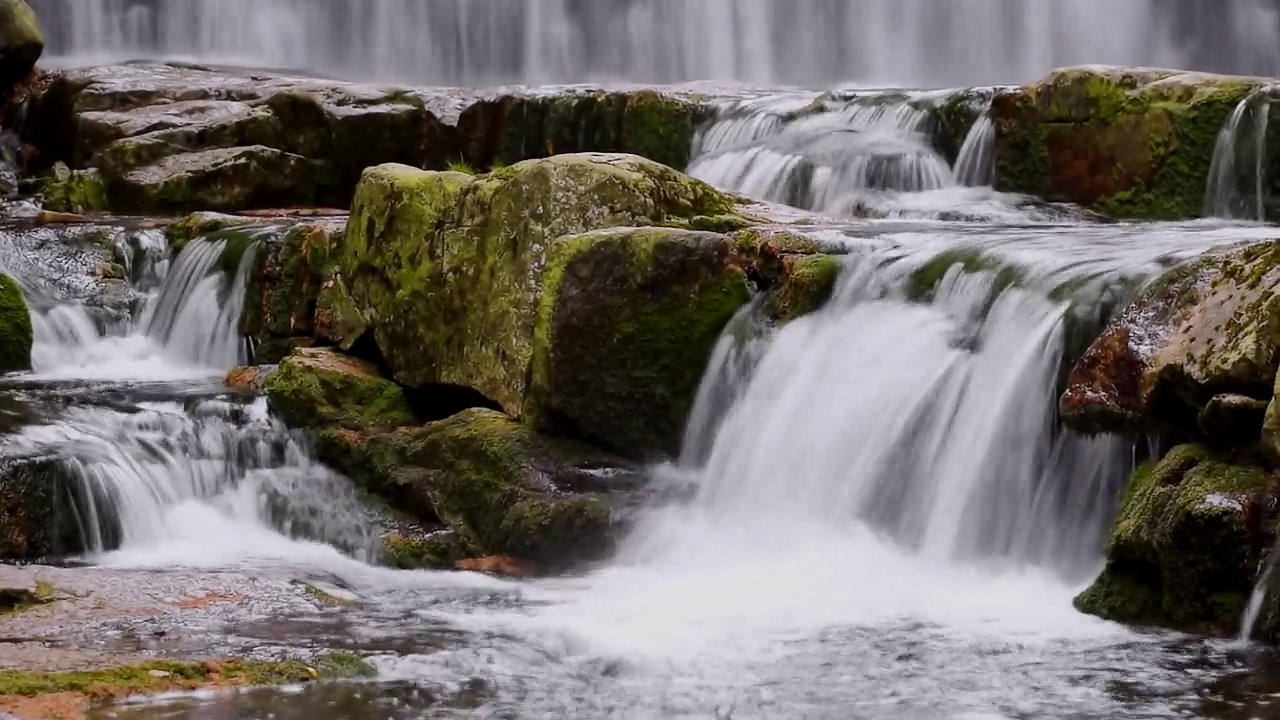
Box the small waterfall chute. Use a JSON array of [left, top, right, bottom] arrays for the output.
[[1204, 84, 1278, 221]]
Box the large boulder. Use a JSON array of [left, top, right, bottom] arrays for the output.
[[0, 0, 40, 95], [316, 408, 632, 567], [1061, 240, 1280, 436], [334, 153, 743, 417], [525, 227, 751, 458], [1074, 445, 1274, 633], [992, 66, 1260, 219], [111, 146, 315, 214], [262, 347, 415, 431], [0, 273, 31, 373]]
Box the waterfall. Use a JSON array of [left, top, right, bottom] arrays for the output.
[[954, 115, 996, 188], [1204, 86, 1277, 220], [27, 234, 260, 379], [687, 94, 955, 216], [623, 223, 1270, 583], [29, 0, 1280, 87]]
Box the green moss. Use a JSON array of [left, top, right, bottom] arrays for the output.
[[0, 654, 373, 698], [263, 348, 415, 431], [0, 273, 32, 373], [416, 409, 614, 561], [1075, 445, 1272, 632], [0, 580, 55, 615], [242, 222, 342, 363], [447, 159, 477, 175], [768, 254, 841, 322], [620, 91, 705, 170], [381, 531, 464, 570], [904, 248, 1027, 302], [205, 227, 267, 278], [41, 163, 108, 214], [527, 227, 751, 458]]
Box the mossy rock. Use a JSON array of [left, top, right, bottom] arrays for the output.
[[165, 212, 267, 257], [992, 66, 1260, 219], [1061, 240, 1280, 436], [0, 0, 41, 93], [40, 162, 108, 214], [1074, 445, 1274, 633], [317, 409, 623, 566], [0, 455, 81, 560], [380, 529, 465, 570], [337, 153, 743, 414], [455, 90, 706, 173], [242, 220, 343, 363], [525, 227, 751, 459], [263, 347, 415, 431], [0, 274, 31, 373], [766, 254, 840, 323]]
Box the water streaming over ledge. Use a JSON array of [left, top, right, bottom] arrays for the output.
[[1205, 84, 1280, 220], [28, 0, 1280, 86]]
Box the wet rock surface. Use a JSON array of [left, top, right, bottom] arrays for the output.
[[20, 63, 720, 214]]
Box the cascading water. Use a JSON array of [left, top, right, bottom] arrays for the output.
[[28, 0, 1280, 86], [954, 115, 997, 188], [0, 223, 386, 569], [1204, 84, 1279, 220]]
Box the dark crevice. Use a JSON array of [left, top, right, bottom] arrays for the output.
[[404, 384, 503, 424]]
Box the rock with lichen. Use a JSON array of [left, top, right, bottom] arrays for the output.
[[992, 66, 1264, 219], [1074, 445, 1274, 633], [1061, 240, 1280, 437]]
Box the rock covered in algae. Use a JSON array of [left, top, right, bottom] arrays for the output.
[[316, 408, 634, 566], [0, 454, 81, 561], [242, 219, 344, 363], [0, 0, 41, 94], [1060, 239, 1280, 437], [991, 65, 1262, 219], [334, 152, 744, 417], [263, 347, 415, 431], [1074, 445, 1273, 633], [525, 226, 751, 458], [0, 273, 31, 373]]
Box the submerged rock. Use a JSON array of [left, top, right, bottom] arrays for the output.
[[317, 408, 635, 567], [1061, 240, 1280, 436], [525, 226, 751, 458], [0, 273, 31, 373], [1074, 445, 1274, 633], [262, 347, 415, 431], [0, 0, 41, 95], [335, 153, 743, 418], [992, 66, 1261, 219]]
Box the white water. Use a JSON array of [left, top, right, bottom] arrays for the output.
[[687, 93, 1049, 221], [27, 234, 256, 381], [29, 0, 1280, 87], [1205, 85, 1278, 220]]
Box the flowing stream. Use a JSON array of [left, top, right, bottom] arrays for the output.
[[11, 21, 1280, 713]]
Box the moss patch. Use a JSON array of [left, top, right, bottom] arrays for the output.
[[526, 227, 751, 459], [263, 347, 415, 431], [0, 273, 32, 373], [0, 654, 375, 700], [1075, 445, 1274, 633]]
